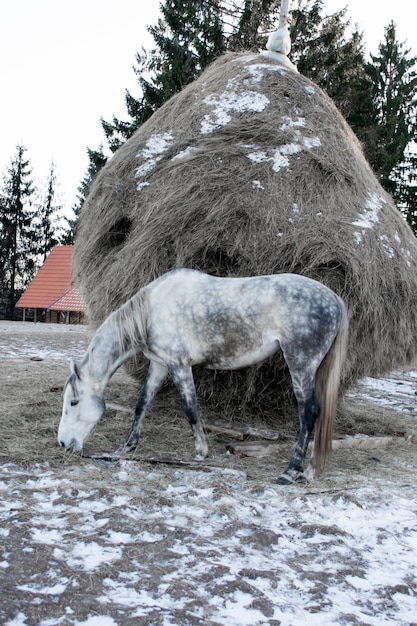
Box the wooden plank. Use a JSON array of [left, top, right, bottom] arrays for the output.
[[204, 420, 280, 441], [204, 424, 245, 440], [227, 435, 407, 458], [226, 441, 282, 458], [331, 435, 405, 450], [106, 402, 131, 413]]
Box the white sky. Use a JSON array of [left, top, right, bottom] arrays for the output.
[[1, 0, 416, 216]]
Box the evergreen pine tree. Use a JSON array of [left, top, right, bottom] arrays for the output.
[[35, 162, 62, 260], [360, 22, 417, 197], [76, 0, 226, 207], [289, 0, 367, 121], [0, 146, 37, 318], [102, 0, 226, 153], [226, 0, 279, 52], [393, 146, 417, 236]]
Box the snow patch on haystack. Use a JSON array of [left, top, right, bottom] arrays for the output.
[[172, 146, 197, 161], [201, 88, 269, 135], [353, 192, 385, 244], [245, 61, 288, 83], [135, 132, 174, 179]]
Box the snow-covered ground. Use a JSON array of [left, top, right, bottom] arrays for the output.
[[1, 322, 416, 625], [2, 456, 417, 625], [347, 372, 417, 415]]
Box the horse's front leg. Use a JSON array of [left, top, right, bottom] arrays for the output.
[[168, 364, 208, 461], [115, 360, 168, 456]]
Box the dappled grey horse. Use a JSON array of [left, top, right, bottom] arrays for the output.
[[58, 268, 348, 484]]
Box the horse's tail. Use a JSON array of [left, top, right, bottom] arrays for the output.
[[314, 298, 349, 474]]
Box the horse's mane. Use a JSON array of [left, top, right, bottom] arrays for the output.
[[111, 288, 149, 354]]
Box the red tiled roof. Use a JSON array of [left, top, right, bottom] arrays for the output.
[[49, 288, 85, 312], [16, 246, 84, 312]]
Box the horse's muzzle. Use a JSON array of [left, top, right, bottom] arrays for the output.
[[58, 437, 81, 451]]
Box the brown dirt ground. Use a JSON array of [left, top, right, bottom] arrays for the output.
[[0, 320, 416, 478], [1, 321, 417, 625]]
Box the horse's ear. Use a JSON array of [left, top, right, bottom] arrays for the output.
[[70, 358, 81, 380]]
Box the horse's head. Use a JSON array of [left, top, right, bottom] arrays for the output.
[[58, 359, 105, 451]]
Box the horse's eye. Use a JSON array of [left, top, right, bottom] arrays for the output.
[[70, 399, 79, 407]]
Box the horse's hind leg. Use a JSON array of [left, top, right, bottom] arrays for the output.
[[277, 364, 319, 485], [115, 360, 168, 455], [168, 365, 208, 460]]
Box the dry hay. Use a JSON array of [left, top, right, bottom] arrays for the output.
[[74, 51, 417, 420]]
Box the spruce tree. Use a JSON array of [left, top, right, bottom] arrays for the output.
[[35, 162, 62, 260], [0, 146, 37, 318], [102, 0, 226, 153], [289, 0, 367, 121], [76, 0, 226, 206], [226, 0, 279, 51], [360, 22, 417, 197], [393, 147, 417, 236]]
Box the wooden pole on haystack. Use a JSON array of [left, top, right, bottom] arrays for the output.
[[264, 0, 294, 65], [278, 0, 290, 29]]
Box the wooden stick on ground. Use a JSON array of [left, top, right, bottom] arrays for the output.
[[204, 420, 280, 441]]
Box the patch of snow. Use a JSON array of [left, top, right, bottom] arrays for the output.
[[135, 132, 174, 180], [53, 541, 123, 572], [347, 371, 417, 414], [403, 250, 412, 267], [0, 323, 86, 361], [252, 180, 264, 190], [5, 613, 29, 626], [280, 115, 306, 130], [305, 85, 316, 95], [137, 181, 149, 191], [243, 127, 320, 173], [272, 144, 302, 171], [74, 618, 118, 626], [246, 149, 268, 164], [303, 136, 321, 149], [244, 62, 288, 84], [106, 530, 134, 544], [379, 235, 395, 259], [172, 146, 196, 161], [201, 90, 269, 135], [17, 581, 69, 595], [31, 527, 66, 545], [138, 530, 167, 543], [246, 143, 302, 172], [352, 191, 384, 233]]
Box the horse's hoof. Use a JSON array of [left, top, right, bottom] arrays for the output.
[[113, 444, 132, 458], [295, 474, 307, 483], [276, 474, 294, 485]]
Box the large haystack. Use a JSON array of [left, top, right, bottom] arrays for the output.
[[75, 52, 417, 417]]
